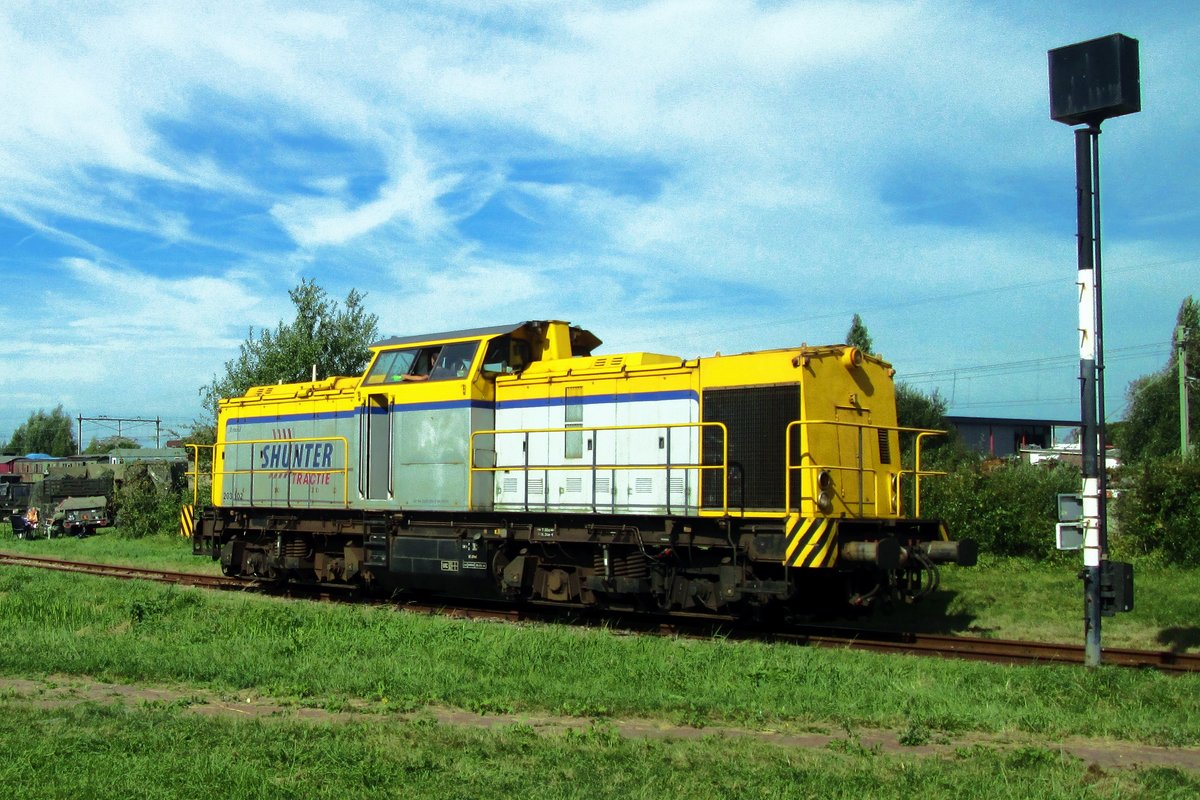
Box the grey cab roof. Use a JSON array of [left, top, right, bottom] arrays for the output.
[[370, 322, 528, 349], [370, 320, 603, 353]]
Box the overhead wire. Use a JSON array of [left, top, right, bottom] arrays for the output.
[[678, 254, 1199, 341], [898, 341, 1171, 383]]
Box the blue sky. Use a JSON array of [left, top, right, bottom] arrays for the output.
[[0, 1, 1196, 446]]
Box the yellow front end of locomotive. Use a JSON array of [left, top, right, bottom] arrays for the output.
[[694, 344, 915, 520]]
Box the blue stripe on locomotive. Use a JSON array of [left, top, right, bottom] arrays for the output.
[[223, 389, 701, 429]]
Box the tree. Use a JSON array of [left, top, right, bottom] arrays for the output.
[[895, 384, 948, 432], [894, 383, 970, 472], [84, 436, 141, 454], [6, 405, 77, 456], [1113, 456, 1200, 561], [200, 279, 381, 421], [923, 459, 1080, 559], [110, 463, 188, 539], [1116, 297, 1199, 463], [845, 313, 873, 355], [182, 421, 217, 448]]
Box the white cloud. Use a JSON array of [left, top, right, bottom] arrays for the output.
[[271, 144, 458, 247], [0, 0, 1195, 442]]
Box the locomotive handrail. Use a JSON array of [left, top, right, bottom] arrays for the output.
[[912, 430, 946, 516], [786, 420, 946, 517], [184, 444, 215, 507], [213, 436, 352, 508], [469, 421, 729, 514]]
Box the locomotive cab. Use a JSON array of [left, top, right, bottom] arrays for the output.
[[353, 321, 602, 513]]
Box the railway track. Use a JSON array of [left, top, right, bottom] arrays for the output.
[[3, 551, 1197, 673], [0, 552, 257, 591], [760, 626, 1200, 673]]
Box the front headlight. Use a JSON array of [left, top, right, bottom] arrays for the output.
[[816, 470, 834, 513]]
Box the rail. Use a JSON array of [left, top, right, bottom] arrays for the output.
[[204, 419, 945, 519], [184, 444, 214, 507], [0, 552, 255, 590], [765, 626, 1200, 673], [473, 418, 947, 519], [213, 436, 352, 509], [786, 420, 945, 518], [4, 550, 1195, 674], [469, 421, 728, 514]]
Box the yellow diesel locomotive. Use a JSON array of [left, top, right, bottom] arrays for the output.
[[192, 320, 974, 615]]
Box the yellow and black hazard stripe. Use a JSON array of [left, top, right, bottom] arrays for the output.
[[783, 515, 839, 568], [179, 504, 195, 539]]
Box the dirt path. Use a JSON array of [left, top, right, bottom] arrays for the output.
[[4, 674, 1198, 773]]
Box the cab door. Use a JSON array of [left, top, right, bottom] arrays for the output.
[[361, 394, 392, 500]]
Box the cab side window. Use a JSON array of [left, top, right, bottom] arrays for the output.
[[428, 341, 480, 381], [481, 337, 531, 377], [411, 347, 440, 378]]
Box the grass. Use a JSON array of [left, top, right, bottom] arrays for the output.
[[0, 702, 1197, 799], [2, 539, 1198, 796], [3, 527, 1197, 652], [0, 525, 219, 574], [861, 554, 1200, 652], [0, 566, 1198, 747]]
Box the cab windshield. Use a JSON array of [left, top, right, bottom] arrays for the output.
[[363, 341, 480, 385]]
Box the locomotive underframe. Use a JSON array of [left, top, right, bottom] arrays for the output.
[[193, 506, 956, 615]]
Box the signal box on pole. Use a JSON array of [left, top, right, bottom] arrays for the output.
[[1049, 34, 1140, 127]]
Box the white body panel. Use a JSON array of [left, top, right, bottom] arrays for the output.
[[493, 394, 699, 514]]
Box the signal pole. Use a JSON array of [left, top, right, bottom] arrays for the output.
[[1073, 124, 1106, 667], [1180, 324, 1191, 457], [1049, 34, 1140, 667]]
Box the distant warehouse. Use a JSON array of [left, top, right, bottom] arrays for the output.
[[946, 416, 1080, 459]]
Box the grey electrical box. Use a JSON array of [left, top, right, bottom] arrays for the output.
[[1049, 34, 1140, 126], [1057, 493, 1084, 522], [1056, 522, 1084, 551]]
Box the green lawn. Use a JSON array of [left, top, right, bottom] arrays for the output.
[[851, 554, 1200, 653], [0, 524, 215, 572], [0, 565, 1197, 745], [2, 701, 1195, 800], [2, 527, 1196, 652], [2, 547, 1198, 797]]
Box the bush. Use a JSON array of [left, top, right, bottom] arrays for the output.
[[1113, 457, 1200, 563], [923, 460, 1081, 559], [110, 464, 187, 539]]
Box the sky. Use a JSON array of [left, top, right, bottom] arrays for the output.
[[0, 1, 1196, 448]]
